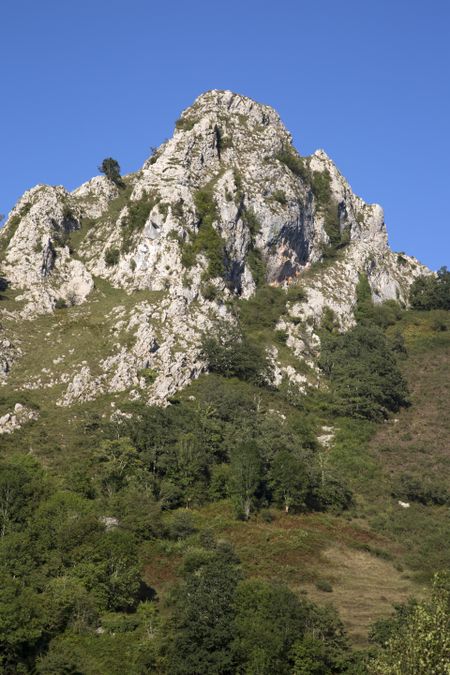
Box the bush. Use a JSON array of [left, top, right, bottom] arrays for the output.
[[175, 116, 197, 131], [260, 509, 274, 523], [202, 323, 272, 386], [181, 184, 225, 279], [276, 148, 309, 182], [392, 474, 450, 506], [166, 510, 197, 540], [54, 298, 67, 310], [315, 579, 333, 593], [104, 247, 120, 266], [241, 207, 261, 235], [431, 311, 448, 332], [121, 192, 159, 253], [246, 248, 266, 287], [239, 286, 287, 332], [311, 169, 332, 208], [138, 367, 157, 385], [319, 324, 409, 420], [410, 266, 450, 310], [272, 189, 287, 205], [201, 282, 219, 301], [98, 157, 123, 186]]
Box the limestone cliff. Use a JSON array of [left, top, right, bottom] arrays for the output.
[[0, 90, 428, 415]]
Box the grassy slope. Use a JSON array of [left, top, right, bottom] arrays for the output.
[[0, 279, 165, 471], [142, 310, 450, 646], [1, 268, 448, 647]]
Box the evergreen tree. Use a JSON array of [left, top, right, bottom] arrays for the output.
[[98, 157, 123, 186]]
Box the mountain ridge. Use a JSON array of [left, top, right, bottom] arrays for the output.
[[0, 90, 428, 414]]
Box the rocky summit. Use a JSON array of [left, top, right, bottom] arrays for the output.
[[0, 90, 427, 423]]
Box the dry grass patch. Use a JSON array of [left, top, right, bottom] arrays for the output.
[[301, 545, 424, 646]]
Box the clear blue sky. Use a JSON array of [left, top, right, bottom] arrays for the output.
[[1, 0, 449, 269]]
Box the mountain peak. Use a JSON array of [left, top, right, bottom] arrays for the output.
[[0, 92, 428, 403]]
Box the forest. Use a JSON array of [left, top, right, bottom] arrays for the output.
[[1, 271, 449, 673]]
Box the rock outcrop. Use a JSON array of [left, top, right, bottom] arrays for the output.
[[0, 90, 429, 409]]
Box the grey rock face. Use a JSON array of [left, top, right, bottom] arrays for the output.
[[1, 185, 94, 315], [0, 90, 430, 406], [0, 403, 39, 434]]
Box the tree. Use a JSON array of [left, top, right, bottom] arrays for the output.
[[0, 455, 46, 537], [202, 323, 272, 386], [269, 449, 308, 513], [0, 571, 47, 672], [233, 579, 308, 674], [319, 324, 410, 420], [233, 579, 351, 675], [229, 441, 262, 519], [410, 266, 450, 310], [369, 573, 450, 674], [98, 157, 123, 186], [162, 541, 241, 674], [92, 438, 145, 497]]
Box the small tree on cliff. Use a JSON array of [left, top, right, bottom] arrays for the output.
[[98, 157, 123, 186]]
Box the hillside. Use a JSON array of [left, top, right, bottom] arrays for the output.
[[0, 91, 449, 674]]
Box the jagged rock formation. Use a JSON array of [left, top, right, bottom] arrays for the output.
[[0, 90, 428, 411], [0, 403, 39, 434]]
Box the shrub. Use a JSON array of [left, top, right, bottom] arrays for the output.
[[311, 169, 332, 208], [272, 189, 287, 205], [431, 311, 448, 332], [201, 282, 219, 301], [175, 117, 197, 132], [241, 207, 261, 235], [275, 329, 288, 344], [138, 368, 158, 386], [392, 474, 450, 506], [315, 579, 333, 593], [276, 148, 309, 182], [166, 510, 197, 540], [98, 158, 123, 186], [214, 125, 232, 155], [181, 184, 225, 278], [246, 248, 266, 287], [319, 324, 409, 420], [54, 298, 67, 310], [121, 192, 159, 253], [202, 323, 272, 386], [104, 247, 120, 266], [410, 266, 450, 310], [286, 285, 307, 303], [240, 286, 287, 332], [260, 509, 274, 523]]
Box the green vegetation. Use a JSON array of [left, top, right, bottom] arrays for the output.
[[54, 298, 67, 310], [138, 367, 158, 386], [410, 266, 450, 310], [104, 247, 120, 266], [214, 125, 232, 156], [0, 202, 32, 255], [276, 147, 309, 182], [272, 188, 288, 205], [309, 169, 347, 256], [98, 157, 123, 187], [1, 236, 449, 671], [175, 116, 197, 132], [202, 324, 271, 386], [181, 183, 225, 279], [121, 191, 159, 253], [368, 573, 450, 674], [276, 148, 350, 258], [318, 276, 409, 420]]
